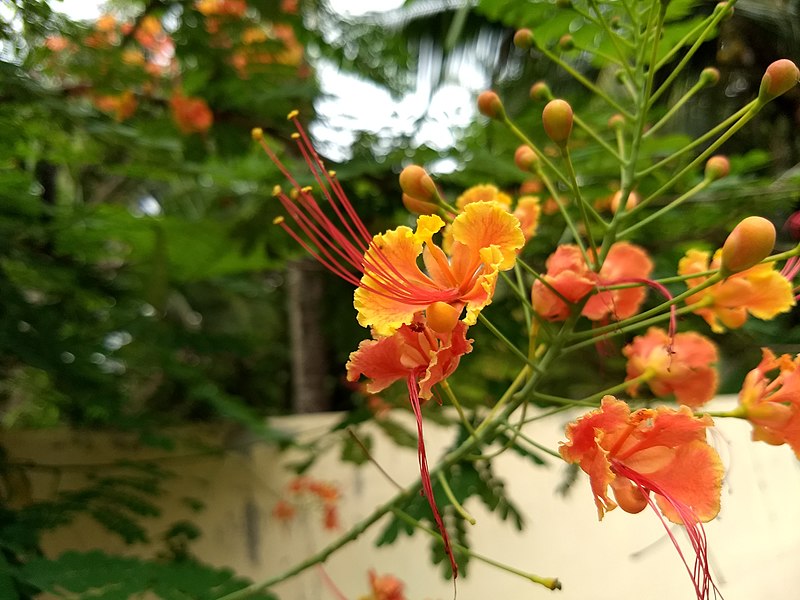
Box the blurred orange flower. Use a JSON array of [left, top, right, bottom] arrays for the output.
[[170, 93, 213, 134], [679, 248, 794, 333], [737, 348, 800, 457], [623, 327, 718, 409]]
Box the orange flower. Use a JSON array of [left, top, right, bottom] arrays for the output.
[[513, 195, 540, 241], [531, 242, 652, 321], [362, 570, 406, 600], [355, 201, 523, 335], [678, 248, 794, 333], [93, 91, 138, 121], [623, 327, 719, 409], [260, 118, 522, 338], [271, 499, 296, 522], [170, 93, 213, 134], [455, 183, 512, 210], [737, 348, 800, 457], [196, 0, 247, 16], [346, 318, 472, 579], [560, 396, 723, 600]]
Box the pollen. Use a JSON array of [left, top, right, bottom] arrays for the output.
[[291, 132, 300, 139], [301, 186, 313, 193], [273, 216, 285, 225], [328, 170, 336, 177], [287, 109, 299, 120], [251, 127, 264, 141], [272, 185, 282, 196]]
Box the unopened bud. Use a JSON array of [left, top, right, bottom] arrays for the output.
[[699, 67, 720, 87], [721, 216, 776, 275], [542, 99, 573, 146], [715, 1, 734, 19], [427, 301, 460, 334], [514, 145, 538, 172], [610, 190, 639, 214], [608, 114, 625, 129], [704, 155, 730, 181], [513, 29, 534, 50], [529, 81, 552, 102], [783, 211, 800, 241], [399, 165, 437, 202], [402, 193, 439, 215], [477, 90, 506, 120], [759, 59, 800, 101], [558, 34, 574, 51]]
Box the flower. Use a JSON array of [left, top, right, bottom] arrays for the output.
[[455, 183, 512, 210], [532, 242, 653, 321], [361, 570, 406, 600], [678, 248, 794, 333], [737, 348, 800, 458], [346, 317, 473, 578], [623, 327, 719, 409], [560, 396, 723, 600], [258, 117, 524, 338], [513, 195, 541, 241], [170, 93, 213, 134], [355, 202, 523, 335]]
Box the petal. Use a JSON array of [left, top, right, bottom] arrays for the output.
[[417, 321, 473, 398], [451, 201, 524, 270]]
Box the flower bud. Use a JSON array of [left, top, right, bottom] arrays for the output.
[[699, 67, 720, 87], [558, 34, 574, 51], [529, 81, 552, 102], [513, 28, 534, 50], [610, 190, 639, 214], [477, 90, 506, 120], [704, 155, 730, 181], [608, 113, 625, 130], [514, 145, 538, 172], [427, 301, 460, 334], [542, 99, 573, 146], [402, 193, 439, 215], [784, 210, 800, 241], [720, 216, 776, 274], [759, 59, 800, 101], [399, 165, 436, 202]]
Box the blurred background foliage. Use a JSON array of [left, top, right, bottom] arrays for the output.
[[0, 0, 799, 595]]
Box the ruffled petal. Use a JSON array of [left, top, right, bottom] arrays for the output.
[[450, 201, 524, 270]]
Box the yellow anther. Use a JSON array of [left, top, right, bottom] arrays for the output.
[[272, 185, 282, 196], [290, 132, 300, 139], [301, 186, 313, 193], [273, 216, 285, 225], [290, 189, 299, 199], [328, 170, 336, 177], [251, 127, 264, 141], [287, 109, 299, 120]]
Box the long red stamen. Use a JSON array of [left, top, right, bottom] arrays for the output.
[[407, 374, 458, 581], [612, 460, 722, 600], [259, 117, 461, 306], [780, 256, 800, 281]]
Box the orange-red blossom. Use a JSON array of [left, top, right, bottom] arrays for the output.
[[560, 396, 723, 600], [737, 348, 800, 458], [624, 327, 719, 409], [532, 242, 653, 321], [346, 317, 473, 579]]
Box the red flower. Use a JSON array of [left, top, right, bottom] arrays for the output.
[[623, 327, 718, 408], [560, 397, 723, 600], [346, 317, 473, 579], [738, 348, 800, 457], [170, 93, 213, 134], [532, 242, 653, 321]]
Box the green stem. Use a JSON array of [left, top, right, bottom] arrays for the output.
[[437, 471, 477, 525], [563, 145, 602, 267], [644, 78, 708, 138], [502, 423, 563, 460], [390, 508, 561, 590], [618, 176, 712, 236], [440, 381, 476, 437]]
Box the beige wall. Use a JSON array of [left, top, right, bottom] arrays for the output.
[[4, 398, 800, 600]]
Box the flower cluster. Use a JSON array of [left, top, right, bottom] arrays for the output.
[[271, 476, 341, 531], [259, 37, 800, 599]]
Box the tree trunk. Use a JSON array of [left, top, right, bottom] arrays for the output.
[[286, 259, 330, 413]]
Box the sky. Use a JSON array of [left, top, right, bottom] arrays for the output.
[[49, 0, 482, 167]]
